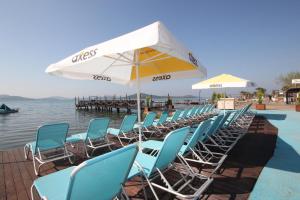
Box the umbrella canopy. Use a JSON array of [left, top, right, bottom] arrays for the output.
[[46, 21, 206, 85], [192, 74, 255, 89], [46, 21, 207, 148]]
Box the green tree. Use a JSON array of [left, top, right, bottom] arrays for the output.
[[256, 87, 266, 94], [277, 71, 300, 90], [256, 87, 266, 104]]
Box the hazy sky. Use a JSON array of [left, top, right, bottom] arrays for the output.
[[0, 0, 299, 98]]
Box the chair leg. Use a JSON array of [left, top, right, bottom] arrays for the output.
[[84, 145, 91, 158], [120, 185, 130, 200], [117, 136, 125, 146], [134, 162, 159, 200], [31, 185, 35, 200], [24, 145, 30, 160], [32, 154, 40, 176]]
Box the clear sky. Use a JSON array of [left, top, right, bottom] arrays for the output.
[[0, 0, 299, 98]]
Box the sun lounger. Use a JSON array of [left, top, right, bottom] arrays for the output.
[[108, 114, 138, 146], [31, 144, 138, 200], [141, 119, 227, 177], [203, 113, 241, 155], [24, 123, 73, 175], [66, 118, 113, 158], [152, 111, 169, 133], [128, 127, 213, 200], [134, 112, 157, 138]]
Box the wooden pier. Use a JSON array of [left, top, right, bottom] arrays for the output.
[[0, 116, 277, 200], [75, 96, 166, 113]]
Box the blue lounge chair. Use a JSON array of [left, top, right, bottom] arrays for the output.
[[164, 110, 182, 129], [181, 119, 228, 176], [108, 114, 138, 146], [141, 119, 227, 176], [134, 112, 157, 137], [24, 123, 73, 175], [152, 111, 169, 129], [203, 112, 240, 154], [128, 127, 213, 200], [67, 118, 113, 158], [31, 144, 138, 200]]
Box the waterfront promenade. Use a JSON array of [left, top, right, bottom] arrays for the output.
[[250, 110, 300, 200]]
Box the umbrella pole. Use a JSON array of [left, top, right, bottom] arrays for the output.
[[135, 49, 142, 151]]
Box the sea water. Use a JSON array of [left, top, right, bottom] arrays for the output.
[[0, 98, 199, 150]]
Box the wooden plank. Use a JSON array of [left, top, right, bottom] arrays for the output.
[[12, 148, 34, 200], [3, 151, 17, 200], [0, 151, 6, 200], [7, 150, 29, 200]]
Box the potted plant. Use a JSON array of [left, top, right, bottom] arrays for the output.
[[255, 88, 266, 110], [296, 92, 300, 112]]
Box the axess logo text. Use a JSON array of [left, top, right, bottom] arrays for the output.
[[72, 48, 98, 63], [209, 84, 222, 88], [152, 74, 171, 81], [93, 75, 111, 81]]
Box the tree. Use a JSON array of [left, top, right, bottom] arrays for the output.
[[256, 87, 266, 104], [211, 92, 217, 103], [256, 87, 266, 94], [277, 71, 300, 90]]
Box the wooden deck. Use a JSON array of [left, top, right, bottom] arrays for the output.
[[0, 116, 277, 200]]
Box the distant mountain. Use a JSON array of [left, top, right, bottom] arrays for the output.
[[0, 95, 33, 101], [40, 96, 72, 101], [0, 95, 71, 101]]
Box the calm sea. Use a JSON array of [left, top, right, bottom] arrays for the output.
[[0, 99, 197, 150]]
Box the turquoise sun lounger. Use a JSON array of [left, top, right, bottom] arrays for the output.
[[24, 123, 73, 175], [108, 114, 137, 146], [128, 126, 213, 200], [134, 112, 157, 138], [31, 144, 138, 200], [67, 118, 114, 158]]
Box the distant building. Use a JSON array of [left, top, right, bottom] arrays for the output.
[[284, 86, 300, 104]]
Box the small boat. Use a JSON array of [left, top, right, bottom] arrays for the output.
[[0, 104, 19, 114]]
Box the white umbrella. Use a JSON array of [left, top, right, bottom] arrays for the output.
[[192, 74, 255, 89], [192, 74, 255, 111], [46, 21, 207, 148]]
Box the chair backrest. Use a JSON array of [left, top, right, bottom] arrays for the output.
[[172, 110, 182, 122], [120, 114, 137, 133], [149, 127, 189, 176], [206, 115, 224, 137], [180, 120, 212, 155], [67, 144, 138, 200], [180, 109, 190, 119], [192, 106, 201, 117], [202, 104, 210, 113], [243, 104, 252, 113], [216, 112, 232, 131], [197, 105, 206, 115], [86, 118, 110, 141], [187, 107, 196, 117], [207, 104, 214, 112], [240, 104, 251, 116], [157, 111, 168, 125], [223, 111, 239, 128], [35, 123, 69, 154], [142, 112, 156, 128]]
